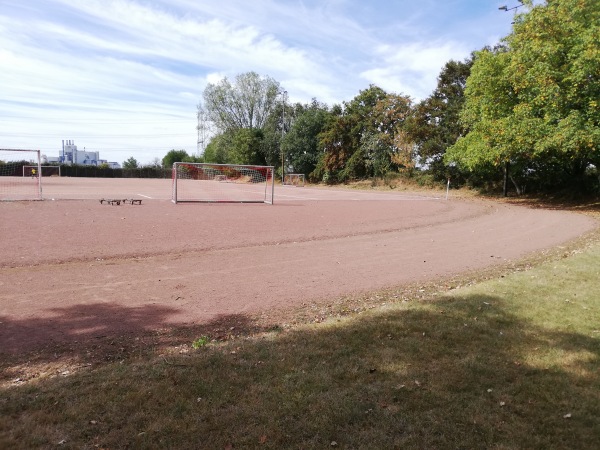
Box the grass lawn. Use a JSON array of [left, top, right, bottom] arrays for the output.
[[1, 229, 599, 448]]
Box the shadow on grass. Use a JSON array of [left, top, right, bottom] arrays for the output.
[[0, 301, 264, 374], [502, 195, 600, 213], [229, 294, 600, 449], [1, 292, 598, 449], [0, 303, 177, 355]]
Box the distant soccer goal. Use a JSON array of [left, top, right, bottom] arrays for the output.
[[283, 173, 305, 187], [23, 165, 61, 177], [0, 149, 42, 201], [172, 163, 275, 204]]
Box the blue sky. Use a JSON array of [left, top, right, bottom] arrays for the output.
[[0, 0, 523, 165]]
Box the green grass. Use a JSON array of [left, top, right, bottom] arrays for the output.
[[1, 244, 599, 449]]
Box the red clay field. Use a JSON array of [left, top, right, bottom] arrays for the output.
[[0, 178, 597, 356]]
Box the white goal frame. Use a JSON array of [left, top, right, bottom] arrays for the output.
[[172, 162, 275, 204], [283, 173, 305, 187], [0, 149, 42, 201], [23, 165, 61, 177]]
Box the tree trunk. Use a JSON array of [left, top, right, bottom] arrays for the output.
[[503, 162, 509, 197], [509, 175, 522, 196]]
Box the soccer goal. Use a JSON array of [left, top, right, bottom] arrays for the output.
[[23, 165, 61, 177], [172, 163, 275, 204], [283, 173, 306, 187], [0, 149, 42, 201]]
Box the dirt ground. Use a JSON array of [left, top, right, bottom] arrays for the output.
[[0, 185, 597, 364]]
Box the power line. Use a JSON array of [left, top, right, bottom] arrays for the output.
[[2, 133, 194, 138], [0, 118, 193, 123]]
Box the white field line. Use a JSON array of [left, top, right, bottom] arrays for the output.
[[137, 194, 153, 199]]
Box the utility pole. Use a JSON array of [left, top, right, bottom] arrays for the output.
[[196, 103, 211, 158], [197, 109, 201, 157], [280, 90, 287, 184]]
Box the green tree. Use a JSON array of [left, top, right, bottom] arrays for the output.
[[202, 72, 281, 132], [317, 85, 387, 181], [446, 0, 600, 194], [282, 100, 331, 176], [367, 93, 413, 176], [203, 133, 231, 164], [229, 128, 265, 165], [406, 57, 473, 181], [202, 128, 266, 166], [162, 149, 191, 169], [316, 86, 414, 182], [200, 72, 291, 171], [317, 112, 355, 182], [260, 99, 303, 171], [122, 156, 139, 169]]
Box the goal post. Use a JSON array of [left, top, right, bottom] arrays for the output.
[[23, 165, 61, 177], [283, 173, 305, 187], [0, 149, 42, 201], [172, 162, 275, 204]]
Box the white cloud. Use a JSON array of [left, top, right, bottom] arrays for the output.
[[0, 0, 517, 164], [361, 41, 472, 100]]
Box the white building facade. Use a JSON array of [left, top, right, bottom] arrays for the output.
[[43, 140, 121, 169]]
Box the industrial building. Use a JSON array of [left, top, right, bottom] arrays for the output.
[[43, 140, 121, 169]]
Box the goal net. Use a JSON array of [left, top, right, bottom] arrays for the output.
[[0, 149, 42, 201], [283, 173, 305, 187], [23, 165, 61, 177], [172, 163, 275, 204]]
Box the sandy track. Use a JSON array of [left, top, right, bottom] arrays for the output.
[[0, 192, 596, 355]]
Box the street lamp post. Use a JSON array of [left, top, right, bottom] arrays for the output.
[[498, 0, 525, 22], [280, 90, 287, 184], [498, 1, 523, 12]]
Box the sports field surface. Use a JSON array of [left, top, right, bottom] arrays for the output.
[[0, 178, 597, 355]]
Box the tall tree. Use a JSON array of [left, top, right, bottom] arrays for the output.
[[366, 93, 413, 176], [406, 57, 473, 180], [316, 85, 413, 182], [318, 112, 358, 182], [260, 98, 302, 170], [317, 85, 387, 181], [446, 0, 600, 194], [201, 72, 281, 132], [282, 100, 331, 176]]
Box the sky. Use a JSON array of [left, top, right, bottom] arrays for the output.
[[0, 0, 522, 166]]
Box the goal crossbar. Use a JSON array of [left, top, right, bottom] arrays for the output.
[[172, 162, 275, 204]]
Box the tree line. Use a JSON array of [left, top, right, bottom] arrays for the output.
[[146, 0, 598, 196]]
